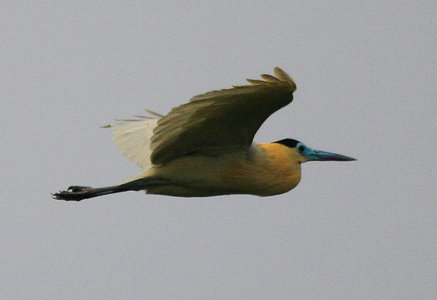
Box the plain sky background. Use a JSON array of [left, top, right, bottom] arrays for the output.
[[1, 1, 436, 299]]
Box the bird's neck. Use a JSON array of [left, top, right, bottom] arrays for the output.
[[252, 143, 302, 195]]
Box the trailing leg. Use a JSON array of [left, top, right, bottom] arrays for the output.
[[52, 185, 129, 201], [52, 178, 169, 201]]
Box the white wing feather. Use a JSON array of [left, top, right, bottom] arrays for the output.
[[105, 115, 159, 170]]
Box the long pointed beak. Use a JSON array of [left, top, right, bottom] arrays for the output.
[[309, 150, 356, 161]]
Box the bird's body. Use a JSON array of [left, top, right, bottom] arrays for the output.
[[143, 142, 302, 197], [53, 68, 355, 201]]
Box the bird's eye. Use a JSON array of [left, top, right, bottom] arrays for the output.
[[298, 145, 305, 152]]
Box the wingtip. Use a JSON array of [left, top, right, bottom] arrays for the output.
[[273, 67, 297, 92], [245, 67, 296, 92]]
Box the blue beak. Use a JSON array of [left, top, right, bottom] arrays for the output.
[[306, 149, 356, 161]]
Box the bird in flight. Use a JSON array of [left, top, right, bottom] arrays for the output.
[[53, 67, 355, 201]]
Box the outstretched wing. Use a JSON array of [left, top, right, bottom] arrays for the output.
[[150, 67, 297, 165]]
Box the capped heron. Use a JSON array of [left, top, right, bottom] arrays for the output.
[[53, 68, 355, 201]]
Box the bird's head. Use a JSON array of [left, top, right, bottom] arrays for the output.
[[274, 138, 356, 163]]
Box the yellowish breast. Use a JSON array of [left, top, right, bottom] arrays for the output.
[[220, 143, 303, 196]]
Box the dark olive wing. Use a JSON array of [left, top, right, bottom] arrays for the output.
[[150, 67, 297, 165]]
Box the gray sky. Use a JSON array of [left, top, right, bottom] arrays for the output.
[[1, 1, 436, 299]]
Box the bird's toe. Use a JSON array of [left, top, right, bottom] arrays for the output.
[[67, 186, 92, 192], [52, 186, 93, 201]]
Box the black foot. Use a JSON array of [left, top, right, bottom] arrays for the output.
[[52, 186, 93, 201]]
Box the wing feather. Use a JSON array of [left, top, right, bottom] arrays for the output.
[[260, 74, 281, 83], [105, 112, 159, 169], [150, 67, 297, 165]]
